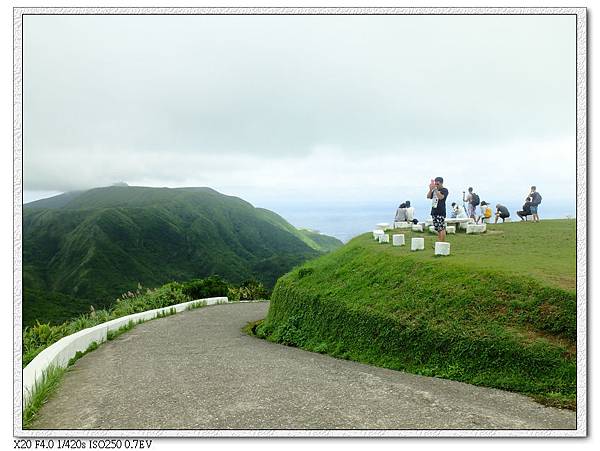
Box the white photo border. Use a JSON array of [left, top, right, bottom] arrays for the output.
[[13, 6, 587, 438]]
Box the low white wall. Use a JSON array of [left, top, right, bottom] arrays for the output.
[[23, 296, 228, 405]]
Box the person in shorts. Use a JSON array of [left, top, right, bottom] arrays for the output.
[[427, 177, 449, 242], [528, 186, 542, 222], [463, 187, 475, 220]]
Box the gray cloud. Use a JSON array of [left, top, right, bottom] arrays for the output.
[[23, 13, 576, 200]]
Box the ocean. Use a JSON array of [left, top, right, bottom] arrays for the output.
[[263, 201, 577, 243]]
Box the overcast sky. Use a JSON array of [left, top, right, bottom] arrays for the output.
[[23, 13, 576, 209]]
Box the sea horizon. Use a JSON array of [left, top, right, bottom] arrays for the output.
[[265, 201, 577, 243]]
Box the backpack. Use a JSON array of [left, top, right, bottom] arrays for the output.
[[471, 193, 480, 206], [533, 193, 542, 205]]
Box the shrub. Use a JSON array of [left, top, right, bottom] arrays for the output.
[[227, 279, 269, 301], [181, 275, 229, 300]]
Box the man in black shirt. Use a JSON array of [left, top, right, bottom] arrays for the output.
[[494, 204, 510, 223], [427, 176, 449, 242], [517, 197, 533, 221]]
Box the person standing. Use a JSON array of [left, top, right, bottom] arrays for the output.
[[463, 187, 480, 220], [427, 177, 449, 242], [528, 186, 542, 222]]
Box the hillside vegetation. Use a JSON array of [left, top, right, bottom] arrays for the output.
[[23, 186, 342, 326], [256, 220, 576, 408]]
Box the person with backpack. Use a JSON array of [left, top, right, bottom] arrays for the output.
[[528, 186, 542, 222], [463, 187, 480, 220]]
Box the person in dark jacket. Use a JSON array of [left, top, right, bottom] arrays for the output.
[[517, 197, 533, 221], [494, 204, 510, 223]]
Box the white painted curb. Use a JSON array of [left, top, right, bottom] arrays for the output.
[[22, 296, 228, 406]]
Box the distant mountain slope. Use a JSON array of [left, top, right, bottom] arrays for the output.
[[23, 186, 342, 326]]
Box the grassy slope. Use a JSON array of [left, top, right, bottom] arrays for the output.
[[23, 186, 342, 326], [257, 219, 576, 408], [255, 208, 343, 252]]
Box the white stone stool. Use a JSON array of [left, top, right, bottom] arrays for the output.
[[373, 229, 385, 240], [466, 224, 486, 234], [411, 237, 425, 251], [412, 224, 423, 232], [435, 242, 451, 256], [376, 223, 390, 231], [378, 233, 390, 243], [429, 226, 438, 234], [392, 234, 405, 246], [446, 225, 456, 234], [396, 221, 412, 229], [504, 218, 512, 222]]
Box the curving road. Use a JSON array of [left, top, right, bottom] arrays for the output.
[[31, 302, 576, 430]]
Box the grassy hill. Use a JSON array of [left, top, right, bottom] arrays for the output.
[[23, 186, 342, 326], [255, 220, 577, 408]]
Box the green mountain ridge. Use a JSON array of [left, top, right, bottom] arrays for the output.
[[23, 186, 342, 326]]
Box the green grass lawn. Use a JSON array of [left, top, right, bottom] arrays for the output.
[[378, 219, 576, 291], [255, 219, 577, 409]]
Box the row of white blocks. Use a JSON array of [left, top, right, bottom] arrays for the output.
[[22, 296, 229, 406], [378, 233, 451, 255]]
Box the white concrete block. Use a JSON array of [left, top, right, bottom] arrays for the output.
[[378, 233, 390, 243], [394, 221, 411, 229], [504, 218, 512, 222], [412, 224, 423, 232], [373, 229, 385, 240], [466, 224, 486, 234], [392, 234, 405, 246], [429, 226, 437, 234], [446, 225, 456, 234], [376, 223, 391, 231], [411, 237, 425, 251], [435, 242, 451, 256]]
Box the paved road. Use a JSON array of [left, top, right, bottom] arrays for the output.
[[32, 302, 576, 430]]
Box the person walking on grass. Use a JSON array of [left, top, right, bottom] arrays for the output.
[[427, 177, 449, 242], [528, 186, 542, 222], [463, 187, 481, 221]]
